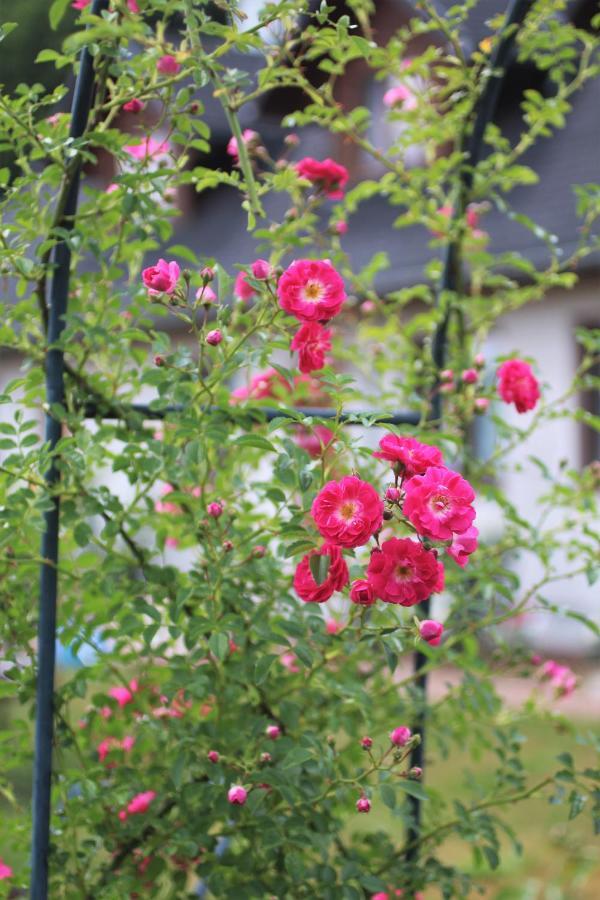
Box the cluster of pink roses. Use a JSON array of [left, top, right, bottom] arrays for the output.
[[294, 435, 478, 626]]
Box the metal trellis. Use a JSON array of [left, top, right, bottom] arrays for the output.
[[30, 0, 530, 896]]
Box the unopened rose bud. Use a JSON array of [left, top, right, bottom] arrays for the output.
[[222, 540, 234, 552], [200, 266, 215, 282], [207, 750, 219, 763], [474, 353, 485, 369], [474, 397, 490, 414], [265, 725, 281, 740], [207, 501, 223, 518], [251, 259, 273, 280], [284, 133, 299, 146], [440, 369, 454, 382], [350, 579, 376, 607], [385, 487, 401, 502], [462, 368, 478, 384], [227, 785, 247, 806], [356, 796, 371, 813], [252, 545, 266, 558], [206, 329, 222, 346], [361, 300, 375, 313], [154, 354, 165, 367], [326, 734, 336, 746], [196, 286, 217, 305], [408, 766, 422, 779], [190, 101, 200, 114], [439, 382, 454, 394], [335, 220, 348, 235], [418, 619, 444, 646], [360, 736, 373, 750], [383, 509, 394, 520], [389, 726, 412, 747]]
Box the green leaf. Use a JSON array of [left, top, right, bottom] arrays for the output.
[[398, 779, 428, 801], [281, 747, 313, 770], [209, 633, 229, 661], [50, 0, 71, 30], [255, 654, 278, 685], [233, 434, 276, 452], [309, 553, 330, 585], [380, 784, 396, 809]]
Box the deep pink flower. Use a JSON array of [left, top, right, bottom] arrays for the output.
[[291, 321, 332, 373], [383, 84, 417, 109], [123, 98, 144, 113], [403, 466, 476, 541], [389, 726, 411, 747], [97, 738, 118, 762], [385, 487, 401, 502], [108, 685, 134, 708], [142, 259, 180, 295], [251, 258, 273, 280], [207, 501, 223, 518], [206, 329, 222, 346], [335, 220, 348, 235], [127, 0, 140, 11], [0, 859, 13, 880], [207, 750, 220, 763], [462, 368, 478, 384], [72, 0, 90, 9], [266, 725, 281, 740], [360, 736, 373, 750], [447, 525, 478, 567], [230, 368, 289, 403], [366, 538, 442, 606], [228, 785, 247, 805], [373, 435, 443, 478], [234, 271, 257, 301], [541, 660, 577, 697], [419, 619, 444, 646], [124, 137, 170, 161], [295, 157, 349, 199], [497, 359, 540, 413], [356, 796, 371, 813], [157, 55, 181, 76], [350, 579, 376, 606], [311, 475, 383, 548], [293, 544, 349, 603], [227, 129, 258, 162], [277, 259, 346, 322], [293, 424, 335, 458], [325, 619, 342, 634], [127, 791, 156, 816]]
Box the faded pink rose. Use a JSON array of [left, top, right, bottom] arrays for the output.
[[142, 259, 180, 295], [124, 137, 170, 161], [373, 435, 443, 478], [127, 790, 156, 816], [541, 660, 577, 697], [311, 475, 383, 548], [293, 544, 349, 603], [277, 259, 346, 322], [447, 525, 479, 567], [227, 784, 247, 805], [366, 538, 442, 606], [290, 321, 332, 373], [157, 55, 181, 76], [108, 685, 135, 708], [293, 424, 335, 458], [230, 368, 289, 403], [280, 651, 300, 673], [350, 579, 376, 606], [227, 129, 258, 162], [295, 157, 349, 199], [403, 466, 476, 541], [497, 359, 540, 413], [419, 619, 444, 646], [383, 84, 417, 109]]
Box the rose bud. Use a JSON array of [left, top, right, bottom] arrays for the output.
[[389, 726, 412, 747], [356, 796, 371, 813], [206, 329, 222, 346], [350, 579, 376, 607]]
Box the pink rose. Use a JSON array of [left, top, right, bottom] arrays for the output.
[[228, 785, 248, 805], [293, 424, 334, 458], [462, 368, 478, 384], [373, 435, 443, 478], [230, 368, 289, 403], [196, 285, 217, 305], [295, 157, 349, 199], [389, 726, 411, 746], [108, 685, 134, 708], [206, 329, 222, 346], [142, 259, 180, 295], [127, 0, 140, 11], [335, 220, 348, 235], [356, 796, 371, 813], [251, 258, 273, 280], [497, 359, 540, 413], [325, 619, 342, 634], [419, 619, 444, 646], [290, 321, 332, 373], [277, 259, 346, 322], [234, 271, 257, 301], [123, 98, 144, 113], [227, 129, 258, 162], [207, 501, 223, 518], [360, 736, 373, 749], [126, 790, 156, 816], [97, 738, 118, 763], [265, 725, 281, 740], [311, 475, 383, 548], [0, 858, 13, 881], [350, 579, 376, 606], [72, 0, 90, 9], [403, 466, 476, 541], [207, 750, 220, 763], [447, 525, 478, 567], [366, 538, 442, 606], [383, 84, 417, 109], [293, 544, 349, 603], [157, 55, 181, 76], [124, 137, 170, 161], [280, 652, 300, 673]]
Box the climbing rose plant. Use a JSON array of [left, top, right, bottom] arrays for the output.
[[0, 1, 599, 897]]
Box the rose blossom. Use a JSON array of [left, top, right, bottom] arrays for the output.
[[290, 321, 332, 373], [97, 738, 118, 763], [311, 475, 383, 548], [462, 368, 478, 384], [234, 271, 257, 301], [356, 796, 371, 813], [122, 735, 135, 752], [124, 137, 170, 161], [277, 259, 346, 322], [251, 258, 273, 280], [294, 543, 349, 603], [142, 259, 180, 296], [474, 397, 490, 414], [349, 579, 376, 607], [157, 55, 181, 75], [497, 359, 540, 413], [227, 129, 258, 162], [383, 84, 417, 110], [127, 790, 156, 816], [227, 785, 248, 805], [389, 726, 411, 746], [541, 660, 577, 697], [293, 424, 334, 458], [403, 466, 476, 541], [0, 859, 12, 880], [447, 525, 478, 567], [419, 619, 444, 646], [108, 685, 135, 707], [230, 368, 289, 403], [325, 619, 342, 634], [280, 651, 300, 673], [335, 220, 348, 235], [265, 725, 281, 740], [373, 435, 443, 478], [72, 0, 89, 8], [196, 285, 217, 305], [295, 157, 349, 199], [366, 538, 443, 606], [123, 98, 144, 113]]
